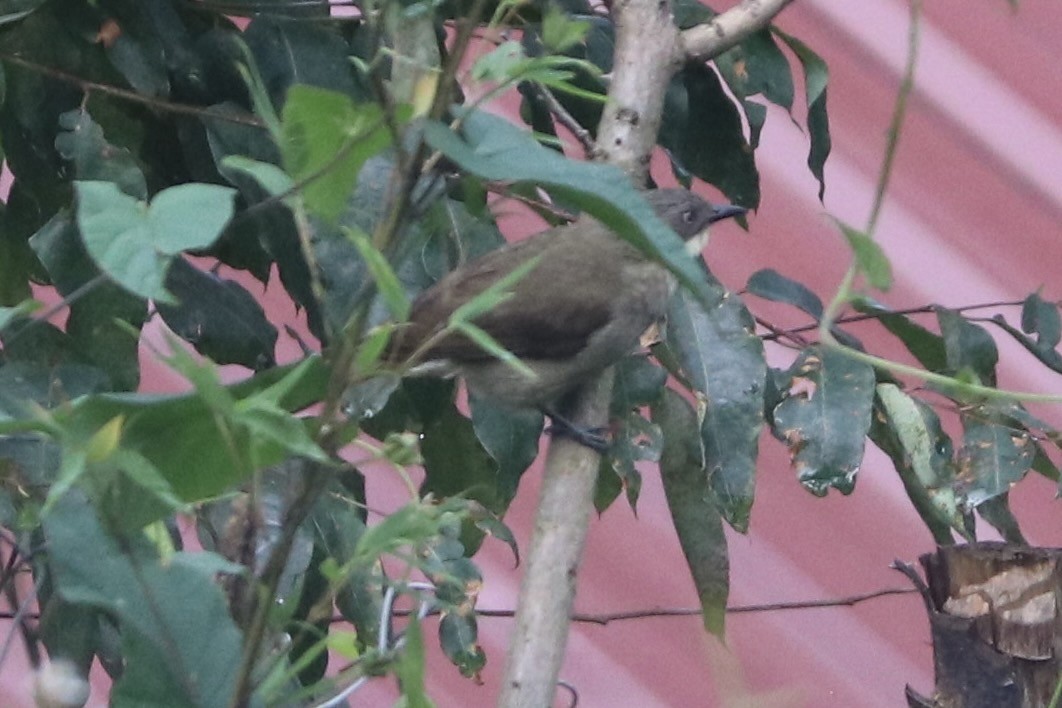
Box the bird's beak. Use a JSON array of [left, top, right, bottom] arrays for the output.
[[708, 204, 747, 224], [686, 204, 747, 256]]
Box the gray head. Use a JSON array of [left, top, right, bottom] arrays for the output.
[[645, 188, 746, 241]]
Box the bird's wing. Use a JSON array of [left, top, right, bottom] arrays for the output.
[[396, 232, 618, 362]]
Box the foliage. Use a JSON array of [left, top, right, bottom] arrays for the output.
[[0, 0, 1059, 703]]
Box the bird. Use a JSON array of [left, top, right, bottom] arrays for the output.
[[386, 188, 746, 449]]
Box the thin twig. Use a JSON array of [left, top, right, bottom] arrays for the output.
[[532, 83, 599, 158], [757, 298, 1031, 343], [0, 54, 264, 128], [316, 584, 919, 628]]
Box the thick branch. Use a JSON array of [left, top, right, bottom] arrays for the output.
[[498, 372, 613, 708], [593, 0, 683, 181], [680, 0, 796, 62], [499, 1, 796, 706]]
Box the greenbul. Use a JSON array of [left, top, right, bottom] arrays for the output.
[[388, 189, 745, 449]]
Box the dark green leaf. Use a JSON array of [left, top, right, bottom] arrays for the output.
[[746, 268, 823, 319], [593, 452, 624, 514], [611, 354, 668, 414], [715, 29, 794, 111], [658, 65, 760, 208], [244, 16, 368, 107], [0, 0, 47, 25], [773, 29, 831, 201], [976, 494, 1026, 545], [439, 612, 486, 680], [957, 408, 1035, 507], [871, 383, 965, 543], [43, 492, 243, 707], [420, 403, 501, 551], [1021, 292, 1060, 348], [852, 298, 946, 371], [30, 214, 146, 391], [157, 258, 278, 370], [469, 394, 542, 507], [54, 110, 147, 200], [772, 347, 874, 496], [937, 308, 998, 387], [652, 388, 728, 639], [34, 356, 330, 502], [605, 411, 661, 512], [666, 280, 765, 531], [422, 109, 717, 305], [313, 474, 382, 650], [989, 312, 1062, 375]]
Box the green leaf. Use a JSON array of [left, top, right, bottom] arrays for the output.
[[958, 408, 1035, 507], [219, 155, 295, 198], [652, 389, 729, 639], [773, 29, 831, 201], [395, 616, 435, 708], [422, 109, 716, 305], [937, 308, 998, 387], [542, 6, 591, 52], [36, 356, 330, 503], [834, 219, 892, 290], [157, 258, 278, 371], [147, 183, 238, 255], [74, 181, 235, 302], [0, 299, 41, 331], [280, 85, 392, 222], [312, 476, 381, 651], [665, 280, 765, 531], [593, 454, 623, 513], [871, 383, 965, 543], [43, 492, 243, 707], [346, 226, 411, 321], [772, 347, 874, 496]]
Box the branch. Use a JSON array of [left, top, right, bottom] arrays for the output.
[[500, 0, 784, 703], [531, 83, 600, 158], [680, 0, 796, 62], [498, 372, 614, 708], [316, 583, 919, 627], [0, 53, 264, 128]]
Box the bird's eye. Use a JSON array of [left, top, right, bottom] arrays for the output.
[[682, 209, 695, 224]]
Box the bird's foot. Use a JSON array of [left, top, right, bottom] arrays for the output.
[[543, 410, 611, 453]]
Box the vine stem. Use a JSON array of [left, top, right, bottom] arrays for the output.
[[817, 0, 1062, 406]]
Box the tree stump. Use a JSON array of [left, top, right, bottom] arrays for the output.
[[900, 543, 1062, 708]]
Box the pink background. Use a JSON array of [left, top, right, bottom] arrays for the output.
[[4, 1, 1062, 705]]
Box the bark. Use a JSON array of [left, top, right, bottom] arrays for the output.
[[900, 543, 1062, 708]]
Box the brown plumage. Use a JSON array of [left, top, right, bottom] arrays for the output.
[[388, 189, 744, 414]]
